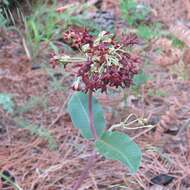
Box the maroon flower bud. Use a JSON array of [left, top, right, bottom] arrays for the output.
[[62, 27, 93, 49]]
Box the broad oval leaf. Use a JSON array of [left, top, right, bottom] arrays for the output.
[[95, 131, 141, 173], [67, 92, 106, 139]]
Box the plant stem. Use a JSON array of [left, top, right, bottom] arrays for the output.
[[72, 152, 96, 190], [72, 90, 98, 190], [88, 90, 98, 140]]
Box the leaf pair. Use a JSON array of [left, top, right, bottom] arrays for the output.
[[67, 92, 141, 173]]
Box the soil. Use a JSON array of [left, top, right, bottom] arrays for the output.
[[0, 0, 190, 190]]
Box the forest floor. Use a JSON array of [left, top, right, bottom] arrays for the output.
[[0, 0, 190, 189]]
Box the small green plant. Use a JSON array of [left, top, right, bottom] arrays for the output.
[[0, 0, 10, 6], [0, 0, 23, 27], [51, 29, 142, 189], [15, 118, 57, 150], [0, 8, 8, 27], [0, 93, 14, 113], [23, 1, 99, 60], [171, 36, 185, 48], [136, 22, 163, 40], [0, 93, 57, 149], [119, 0, 166, 42], [23, 2, 61, 59], [130, 70, 149, 95], [147, 89, 167, 97], [132, 70, 149, 89], [16, 95, 48, 114], [120, 0, 150, 26]]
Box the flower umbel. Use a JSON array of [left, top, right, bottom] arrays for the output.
[[51, 29, 140, 92]]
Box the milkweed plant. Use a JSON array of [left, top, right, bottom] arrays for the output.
[[50, 27, 142, 190]]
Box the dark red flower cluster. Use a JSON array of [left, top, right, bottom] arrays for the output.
[[76, 32, 140, 92], [52, 29, 140, 93], [63, 27, 93, 49], [78, 55, 139, 92]]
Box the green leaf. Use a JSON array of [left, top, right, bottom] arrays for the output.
[[133, 71, 149, 88], [0, 93, 14, 113], [137, 25, 153, 40], [137, 23, 163, 40], [95, 131, 141, 173], [120, 0, 137, 25], [67, 92, 106, 139], [171, 37, 185, 48], [0, 8, 8, 27], [120, 0, 150, 26]]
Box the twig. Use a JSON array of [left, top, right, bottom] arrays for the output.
[[132, 125, 156, 140]]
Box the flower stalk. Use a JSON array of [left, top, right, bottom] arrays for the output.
[[72, 90, 98, 190], [88, 90, 98, 140]]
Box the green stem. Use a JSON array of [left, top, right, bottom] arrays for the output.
[[88, 90, 98, 140], [72, 90, 98, 190]]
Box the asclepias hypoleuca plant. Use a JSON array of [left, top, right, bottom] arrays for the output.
[[51, 28, 142, 190]]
